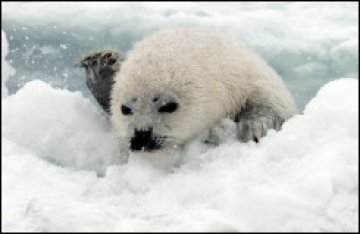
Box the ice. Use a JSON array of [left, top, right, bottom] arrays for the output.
[[2, 30, 15, 98], [1, 3, 358, 232], [2, 2, 358, 109]]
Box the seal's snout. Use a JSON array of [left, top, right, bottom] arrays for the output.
[[135, 128, 153, 139], [130, 128, 163, 152]]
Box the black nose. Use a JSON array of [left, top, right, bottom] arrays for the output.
[[134, 128, 153, 138], [130, 128, 157, 151]]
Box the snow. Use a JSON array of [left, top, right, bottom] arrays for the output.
[[1, 2, 359, 232], [2, 63, 359, 232], [2, 80, 119, 175]]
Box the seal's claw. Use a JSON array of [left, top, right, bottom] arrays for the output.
[[237, 119, 267, 143], [76, 49, 126, 114], [236, 104, 284, 143]]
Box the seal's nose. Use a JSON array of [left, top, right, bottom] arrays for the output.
[[134, 128, 153, 139], [130, 127, 154, 151]]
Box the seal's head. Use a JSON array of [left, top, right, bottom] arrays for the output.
[[110, 29, 229, 155], [110, 75, 208, 155], [113, 91, 180, 153]]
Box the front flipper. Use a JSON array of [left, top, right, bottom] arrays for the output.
[[76, 49, 125, 114], [236, 103, 285, 143]]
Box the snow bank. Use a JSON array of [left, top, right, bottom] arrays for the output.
[[2, 78, 358, 232], [2, 80, 119, 174]]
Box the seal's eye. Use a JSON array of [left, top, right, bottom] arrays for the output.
[[121, 105, 133, 115], [158, 102, 178, 113]]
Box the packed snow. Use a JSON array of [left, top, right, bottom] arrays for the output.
[[1, 2, 359, 232]]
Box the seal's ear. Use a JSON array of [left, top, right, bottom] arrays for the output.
[[75, 49, 126, 114]]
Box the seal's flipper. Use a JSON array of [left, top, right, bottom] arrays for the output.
[[235, 103, 285, 143], [76, 49, 125, 114]]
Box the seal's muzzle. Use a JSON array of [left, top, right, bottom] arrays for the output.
[[130, 128, 164, 152]]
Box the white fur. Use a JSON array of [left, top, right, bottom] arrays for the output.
[[110, 28, 297, 153]]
